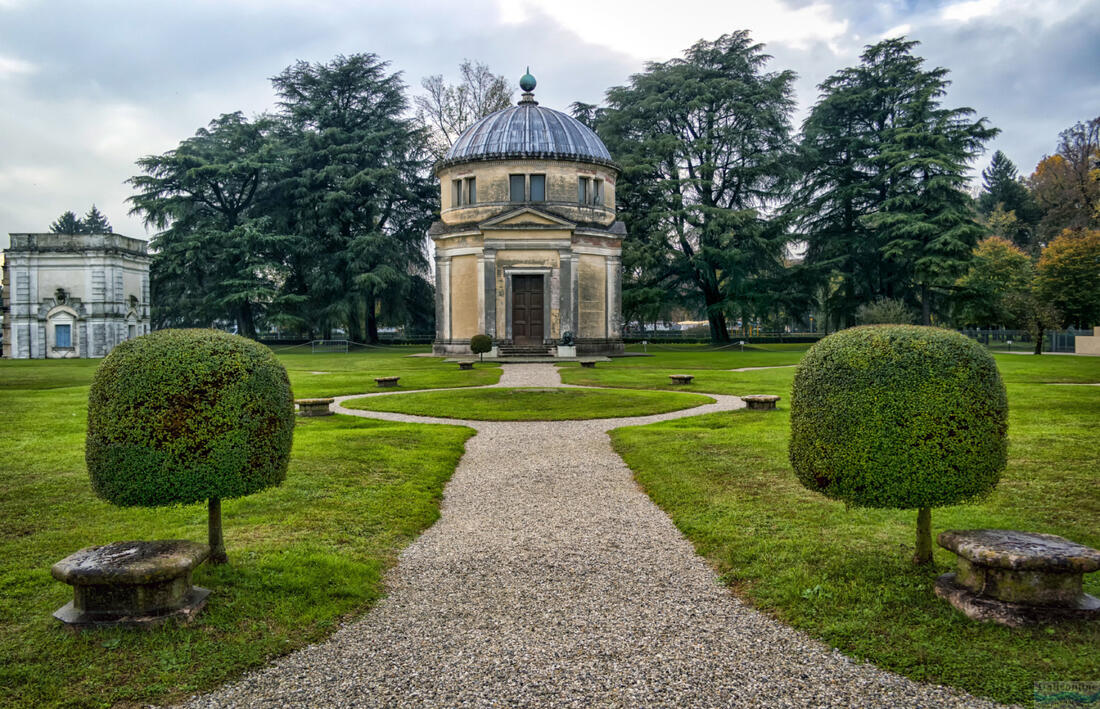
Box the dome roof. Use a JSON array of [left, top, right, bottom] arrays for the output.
[[441, 75, 613, 166]]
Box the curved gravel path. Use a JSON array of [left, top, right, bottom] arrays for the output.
[[183, 364, 1004, 708]]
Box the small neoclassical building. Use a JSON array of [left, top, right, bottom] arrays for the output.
[[1, 232, 150, 359], [431, 72, 624, 356]]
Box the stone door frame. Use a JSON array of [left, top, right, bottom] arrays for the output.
[[503, 267, 552, 344]]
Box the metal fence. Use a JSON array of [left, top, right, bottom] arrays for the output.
[[958, 329, 1078, 354], [625, 328, 1082, 353]]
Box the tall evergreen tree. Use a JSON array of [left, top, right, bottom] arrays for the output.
[[128, 112, 290, 336], [271, 54, 435, 343], [976, 150, 1041, 249], [597, 31, 796, 342], [81, 205, 113, 233], [49, 210, 83, 234], [795, 38, 997, 326]]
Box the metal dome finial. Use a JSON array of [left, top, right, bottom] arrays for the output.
[[519, 67, 536, 93]]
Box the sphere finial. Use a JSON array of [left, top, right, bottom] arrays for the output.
[[519, 67, 536, 93]]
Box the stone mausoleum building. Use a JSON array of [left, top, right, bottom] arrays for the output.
[[431, 72, 624, 356], [1, 232, 150, 359]]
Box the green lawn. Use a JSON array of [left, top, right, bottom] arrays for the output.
[[609, 351, 1100, 706], [344, 386, 714, 421], [0, 356, 475, 709], [272, 345, 501, 397], [559, 344, 804, 396]]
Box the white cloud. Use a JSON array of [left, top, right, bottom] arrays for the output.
[[498, 0, 849, 61], [0, 54, 34, 77], [940, 0, 1001, 23]]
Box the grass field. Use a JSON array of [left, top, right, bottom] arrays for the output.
[[344, 386, 714, 420], [272, 345, 501, 397], [608, 349, 1100, 706], [0, 351, 476, 708], [2, 342, 1097, 707], [560, 344, 802, 396]]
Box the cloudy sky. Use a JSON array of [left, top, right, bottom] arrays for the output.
[[1, 0, 1097, 244]]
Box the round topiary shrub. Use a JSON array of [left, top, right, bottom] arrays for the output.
[[86, 329, 295, 564], [470, 334, 492, 361], [789, 325, 1008, 564]]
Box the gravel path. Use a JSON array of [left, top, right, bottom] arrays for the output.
[[728, 364, 797, 373], [183, 364, 1004, 708]]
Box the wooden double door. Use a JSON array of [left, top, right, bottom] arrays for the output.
[[511, 275, 544, 345]]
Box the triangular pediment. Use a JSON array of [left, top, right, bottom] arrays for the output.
[[480, 207, 576, 230]]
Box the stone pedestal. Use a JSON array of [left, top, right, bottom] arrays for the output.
[[51, 540, 210, 629], [669, 374, 694, 384], [742, 395, 780, 410], [296, 398, 334, 417], [935, 529, 1100, 627], [458, 361, 475, 370], [375, 376, 400, 388], [579, 359, 597, 368], [556, 345, 577, 358]]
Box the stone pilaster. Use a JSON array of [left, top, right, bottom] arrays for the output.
[[606, 255, 622, 339], [439, 256, 452, 341], [558, 251, 573, 336], [483, 249, 497, 337]]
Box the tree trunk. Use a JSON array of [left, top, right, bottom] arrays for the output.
[[708, 311, 730, 343], [347, 301, 364, 344], [366, 294, 380, 344], [1033, 329, 1044, 355], [913, 506, 932, 565], [920, 284, 932, 326], [208, 497, 228, 565], [238, 301, 257, 339]]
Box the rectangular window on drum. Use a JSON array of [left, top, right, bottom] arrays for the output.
[[510, 174, 526, 202], [578, 177, 589, 204], [593, 179, 603, 205], [465, 177, 476, 205], [452, 179, 462, 207], [530, 174, 545, 202], [55, 324, 71, 348]]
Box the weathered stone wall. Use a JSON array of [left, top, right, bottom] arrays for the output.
[[1, 233, 150, 359], [1076, 327, 1100, 355], [438, 159, 617, 227], [449, 254, 480, 339], [577, 254, 607, 339]]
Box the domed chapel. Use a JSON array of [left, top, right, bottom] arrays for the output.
[[430, 71, 625, 356]]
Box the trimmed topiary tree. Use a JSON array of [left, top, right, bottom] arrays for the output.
[[789, 325, 1008, 564], [470, 334, 492, 361], [86, 329, 295, 564]]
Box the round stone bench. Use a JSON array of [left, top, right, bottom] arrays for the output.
[[458, 361, 475, 370], [668, 374, 694, 385], [51, 540, 210, 629], [296, 397, 334, 417], [934, 529, 1100, 626], [375, 376, 400, 388], [742, 394, 780, 410], [579, 359, 598, 368]]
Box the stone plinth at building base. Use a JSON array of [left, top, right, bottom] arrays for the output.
[[51, 540, 210, 630], [936, 529, 1100, 627], [934, 573, 1099, 627]]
